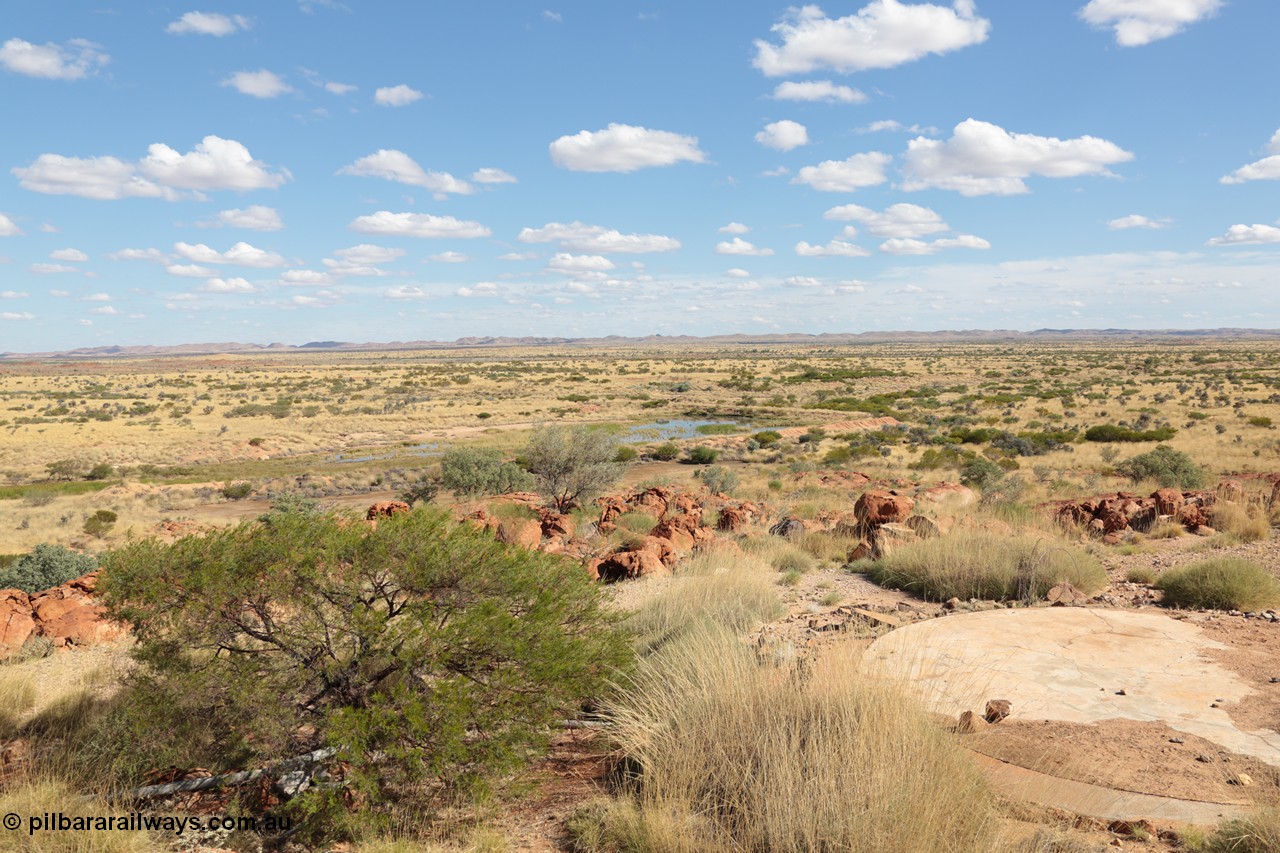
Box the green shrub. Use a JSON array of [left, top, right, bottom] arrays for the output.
[[440, 446, 534, 498], [651, 442, 681, 461], [1084, 424, 1177, 442], [696, 423, 741, 435], [753, 430, 782, 447], [1125, 566, 1156, 585], [82, 510, 117, 539], [868, 531, 1107, 602], [960, 457, 1005, 492], [85, 463, 115, 481], [614, 445, 638, 463], [1247, 416, 1273, 428], [1115, 445, 1207, 488], [1155, 558, 1280, 611], [98, 509, 630, 833], [686, 446, 719, 465], [696, 464, 739, 495], [221, 481, 254, 500], [398, 477, 440, 506], [0, 544, 96, 593]]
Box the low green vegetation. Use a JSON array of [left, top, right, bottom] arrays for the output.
[[867, 531, 1107, 602], [1084, 424, 1177, 442], [1115, 445, 1208, 488], [439, 446, 534, 497], [0, 543, 97, 593], [1155, 558, 1280, 611], [82, 509, 629, 839]]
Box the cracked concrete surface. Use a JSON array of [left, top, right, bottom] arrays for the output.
[[863, 608, 1280, 768]]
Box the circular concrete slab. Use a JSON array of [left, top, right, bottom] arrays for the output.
[[863, 608, 1280, 768]]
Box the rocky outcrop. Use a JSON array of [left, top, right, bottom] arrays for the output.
[[497, 519, 543, 551], [915, 483, 977, 509], [1054, 489, 1220, 537], [1, 571, 126, 658]]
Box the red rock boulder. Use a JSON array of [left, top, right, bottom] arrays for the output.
[[854, 491, 915, 527], [29, 572, 125, 648], [497, 519, 543, 550], [1, 588, 36, 654], [1152, 488, 1184, 516]]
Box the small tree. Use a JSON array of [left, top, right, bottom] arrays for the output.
[[0, 543, 96, 593], [440, 447, 533, 497], [100, 510, 629, 832], [523, 425, 624, 512], [1116, 445, 1207, 488]]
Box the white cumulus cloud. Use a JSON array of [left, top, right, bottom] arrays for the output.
[[770, 80, 866, 103], [374, 84, 423, 107], [1207, 223, 1280, 246], [1220, 129, 1280, 184], [0, 37, 108, 80], [2, 312, 36, 320], [715, 237, 775, 256], [222, 69, 292, 98], [1079, 0, 1222, 46], [109, 248, 168, 262], [338, 150, 473, 195], [1107, 214, 1169, 229], [880, 234, 989, 254], [0, 214, 24, 237], [431, 251, 470, 263], [167, 12, 252, 36], [349, 211, 491, 239], [518, 221, 680, 253], [166, 264, 219, 278], [384, 285, 428, 301], [792, 152, 891, 191], [1, 291, 28, 298], [549, 123, 707, 172], [199, 277, 256, 293], [206, 205, 284, 231], [756, 120, 810, 151], [471, 167, 517, 184], [548, 253, 615, 273], [29, 263, 78, 274], [719, 222, 750, 234], [174, 241, 286, 268], [50, 248, 88, 262], [753, 1, 991, 76], [901, 119, 1133, 196], [824, 202, 948, 238], [795, 239, 869, 257]]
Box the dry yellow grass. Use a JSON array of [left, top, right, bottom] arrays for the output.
[[589, 626, 996, 853]]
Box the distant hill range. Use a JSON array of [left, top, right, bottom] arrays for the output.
[[5, 328, 1280, 360]]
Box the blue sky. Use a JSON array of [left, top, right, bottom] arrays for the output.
[[1, 0, 1278, 351]]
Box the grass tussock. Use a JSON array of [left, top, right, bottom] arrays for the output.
[[0, 670, 38, 738], [625, 553, 784, 653], [586, 626, 996, 853], [1124, 566, 1156, 585], [1204, 808, 1280, 853], [1155, 557, 1280, 611], [1210, 502, 1272, 543], [0, 780, 154, 852], [867, 530, 1107, 603], [738, 535, 817, 573], [795, 530, 865, 564]]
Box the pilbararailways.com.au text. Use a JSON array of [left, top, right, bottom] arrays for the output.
[[4, 811, 293, 836]]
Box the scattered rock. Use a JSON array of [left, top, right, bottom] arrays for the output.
[[1229, 772, 1253, 787], [870, 522, 917, 559], [365, 500, 410, 520], [1047, 583, 1089, 607], [984, 699, 1012, 724], [955, 710, 988, 734]]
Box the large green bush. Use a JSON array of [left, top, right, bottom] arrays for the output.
[[97, 509, 629, 832], [0, 544, 97, 593], [1115, 444, 1207, 488], [439, 446, 534, 497]]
